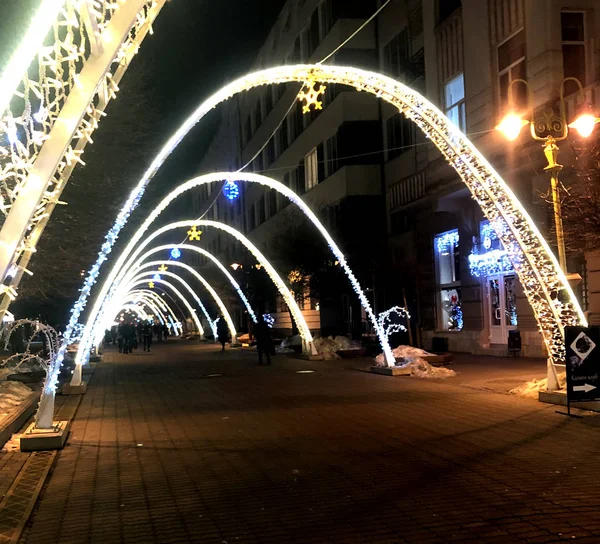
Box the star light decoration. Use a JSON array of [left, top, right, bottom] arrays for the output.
[[148, 281, 155, 289], [297, 80, 326, 114], [187, 225, 202, 241], [158, 264, 168, 272]]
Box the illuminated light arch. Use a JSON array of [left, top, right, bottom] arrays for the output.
[[145, 286, 185, 335], [120, 304, 150, 322], [101, 272, 206, 343], [72, 65, 585, 384], [119, 293, 169, 325], [87, 172, 393, 363], [84, 218, 315, 370], [105, 268, 216, 342], [127, 289, 179, 326], [118, 261, 238, 343], [135, 244, 257, 324]]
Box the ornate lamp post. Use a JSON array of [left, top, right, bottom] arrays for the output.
[[496, 77, 599, 276]]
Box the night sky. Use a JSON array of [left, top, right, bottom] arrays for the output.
[[1, 1, 287, 323]]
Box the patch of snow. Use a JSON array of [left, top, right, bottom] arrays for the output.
[[374, 345, 456, 379], [510, 372, 566, 398]]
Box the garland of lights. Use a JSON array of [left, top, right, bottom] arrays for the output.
[[468, 249, 514, 278], [263, 314, 275, 328], [129, 289, 179, 326], [62, 64, 585, 408], [436, 230, 459, 253]]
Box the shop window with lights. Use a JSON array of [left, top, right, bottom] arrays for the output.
[[435, 229, 463, 331]]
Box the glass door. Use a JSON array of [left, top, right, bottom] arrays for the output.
[[488, 275, 503, 344], [487, 274, 518, 344]]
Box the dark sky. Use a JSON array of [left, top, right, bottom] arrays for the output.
[[1, 0, 287, 322]]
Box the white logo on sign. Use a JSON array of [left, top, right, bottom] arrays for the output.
[[570, 332, 596, 362]]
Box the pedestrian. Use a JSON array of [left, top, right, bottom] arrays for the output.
[[117, 323, 125, 353], [163, 324, 169, 339], [156, 323, 163, 343], [216, 316, 229, 351], [142, 321, 153, 352], [255, 315, 273, 365]]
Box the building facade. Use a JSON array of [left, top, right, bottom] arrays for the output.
[[191, 0, 600, 357]]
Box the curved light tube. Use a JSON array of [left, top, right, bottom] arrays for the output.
[[120, 304, 149, 321], [127, 260, 237, 341], [114, 268, 216, 340], [114, 267, 219, 340], [119, 293, 168, 325], [116, 278, 202, 339], [101, 274, 204, 343], [135, 244, 257, 323], [0, 1, 66, 114], [128, 289, 178, 325], [89, 219, 314, 360], [73, 64, 585, 374]]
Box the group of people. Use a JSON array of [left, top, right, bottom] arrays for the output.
[[104, 321, 170, 354]]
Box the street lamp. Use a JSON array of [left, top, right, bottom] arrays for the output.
[[496, 77, 599, 274]]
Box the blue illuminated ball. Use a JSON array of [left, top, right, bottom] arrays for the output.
[[170, 247, 181, 259], [223, 180, 239, 201]]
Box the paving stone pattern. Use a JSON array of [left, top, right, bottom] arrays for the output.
[[18, 342, 600, 543]]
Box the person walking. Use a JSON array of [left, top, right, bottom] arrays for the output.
[[142, 321, 153, 352], [216, 317, 229, 351], [117, 323, 125, 353], [255, 315, 273, 365]]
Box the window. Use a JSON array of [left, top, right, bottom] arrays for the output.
[[304, 148, 318, 191], [435, 230, 462, 331], [383, 30, 409, 79], [498, 29, 527, 109], [444, 73, 466, 131], [386, 114, 413, 161], [244, 114, 252, 145], [278, 117, 289, 154], [437, 0, 461, 24], [561, 12, 586, 96], [325, 135, 339, 178], [253, 99, 262, 131]]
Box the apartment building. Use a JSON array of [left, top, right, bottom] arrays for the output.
[[191, 0, 600, 357]]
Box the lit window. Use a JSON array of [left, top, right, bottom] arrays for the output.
[[561, 12, 586, 96], [304, 148, 318, 191], [444, 73, 466, 132], [435, 229, 462, 331]]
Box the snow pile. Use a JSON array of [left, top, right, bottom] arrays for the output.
[[510, 372, 566, 398], [312, 336, 363, 360], [374, 345, 435, 365], [375, 345, 456, 379], [0, 382, 34, 413]]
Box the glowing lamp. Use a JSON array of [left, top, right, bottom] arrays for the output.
[[496, 114, 528, 141], [170, 247, 181, 259], [569, 114, 599, 138]]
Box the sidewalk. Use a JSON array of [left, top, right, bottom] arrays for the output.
[[10, 342, 600, 543]]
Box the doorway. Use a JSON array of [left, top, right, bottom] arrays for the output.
[[487, 274, 518, 344]]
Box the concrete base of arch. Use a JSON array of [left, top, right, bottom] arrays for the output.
[[61, 382, 88, 395], [20, 420, 70, 452]]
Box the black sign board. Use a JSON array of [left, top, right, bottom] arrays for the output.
[[565, 326, 600, 403]]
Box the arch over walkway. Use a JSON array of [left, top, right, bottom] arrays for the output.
[[121, 261, 237, 342], [135, 244, 257, 324]]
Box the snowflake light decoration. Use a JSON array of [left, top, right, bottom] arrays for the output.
[[187, 225, 202, 241], [297, 81, 326, 114]]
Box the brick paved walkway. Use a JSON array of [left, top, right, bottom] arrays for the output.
[[18, 341, 600, 543]]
